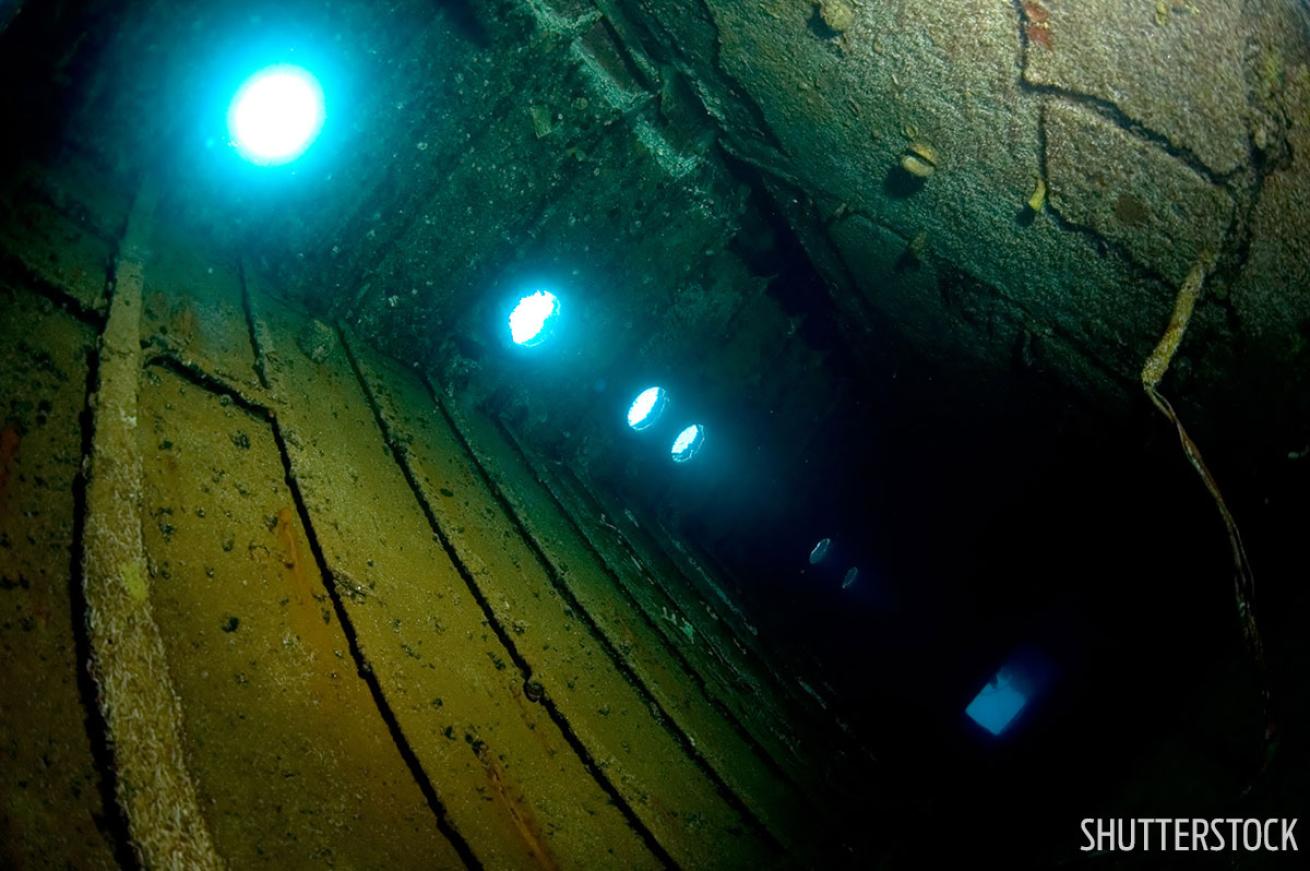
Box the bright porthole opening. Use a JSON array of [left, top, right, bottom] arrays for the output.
[[965, 668, 1028, 736], [508, 290, 560, 347], [627, 387, 668, 431], [228, 65, 326, 165], [809, 538, 832, 565], [670, 424, 705, 463]]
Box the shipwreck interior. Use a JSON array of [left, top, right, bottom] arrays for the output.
[[2, 0, 1309, 867]]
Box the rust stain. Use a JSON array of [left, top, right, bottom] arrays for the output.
[[275, 507, 311, 604], [0, 424, 21, 505], [1026, 22, 1052, 50], [1022, 1, 1049, 24], [274, 505, 335, 654], [30, 598, 52, 629], [1023, 2, 1053, 50], [474, 743, 558, 871], [171, 297, 199, 350]]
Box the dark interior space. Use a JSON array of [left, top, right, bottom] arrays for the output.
[[2, 1, 1308, 868]]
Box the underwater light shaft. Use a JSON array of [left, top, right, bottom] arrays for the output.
[[509, 290, 560, 347], [228, 65, 325, 165], [627, 386, 668, 431]]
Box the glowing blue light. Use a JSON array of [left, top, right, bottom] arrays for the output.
[[670, 424, 705, 463], [966, 668, 1028, 736], [509, 290, 560, 347], [228, 65, 325, 165], [841, 566, 859, 589], [627, 386, 668, 431], [809, 538, 831, 565]]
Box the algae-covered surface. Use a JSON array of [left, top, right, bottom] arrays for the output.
[[349, 331, 811, 861], [5, 1, 1305, 866], [0, 151, 853, 861], [138, 364, 459, 867], [249, 287, 666, 868], [0, 286, 119, 869]]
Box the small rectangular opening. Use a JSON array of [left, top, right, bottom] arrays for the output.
[[965, 668, 1028, 736]]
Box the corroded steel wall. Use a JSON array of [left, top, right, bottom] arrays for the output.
[[0, 150, 870, 866]]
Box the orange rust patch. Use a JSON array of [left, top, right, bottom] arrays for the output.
[[1023, 1, 1052, 49], [1022, 1, 1049, 24], [477, 744, 558, 870], [1026, 22, 1052, 50], [275, 507, 312, 608], [274, 505, 335, 654]]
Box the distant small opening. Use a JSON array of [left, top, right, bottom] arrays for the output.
[[670, 424, 705, 463], [965, 668, 1028, 736], [841, 566, 859, 589], [627, 386, 668, 431], [809, 538, 832, 565], [508, 290, 560, 347]]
